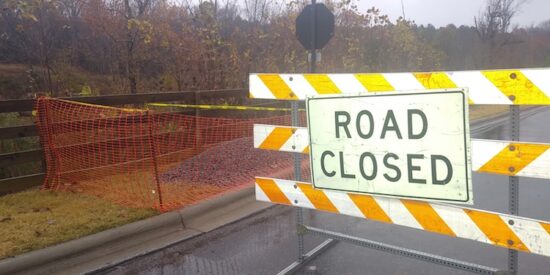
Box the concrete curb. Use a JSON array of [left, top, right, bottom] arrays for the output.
[[0, 211, 181, 274], [0, 186, 267, 275]]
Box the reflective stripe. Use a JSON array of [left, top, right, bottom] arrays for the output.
[[355, 74, 394, 91], [257, 127, 294, 151], [401, 200, 456, 236], [348, 194, 392, 223], [477, 142, 550, 175], [255, 177, 550, 257], [298, 183, 339, 213], [383, 73, 425, 90], [250, 69, 550, 104], [483, 70, 550, 105], [304, 74, 341, 94], [254, 125, 550, 179], [372, 196, 422, 229], [258, 74, 297, 99], [255, 178, 291, 205], [465, 209, 528, 252], [414, 72, 457, 89]]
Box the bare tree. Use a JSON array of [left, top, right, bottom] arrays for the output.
[[124, 0, 152, 94], [243, 0, 271, 23], [58, 0, 86, 65], [539, 19, 550, 32], [474, 0, 524, 65]]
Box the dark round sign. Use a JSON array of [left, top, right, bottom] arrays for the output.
[[296, 3, 335, 50]]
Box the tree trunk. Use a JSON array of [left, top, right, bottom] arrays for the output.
[[125, 0, 138, 94]]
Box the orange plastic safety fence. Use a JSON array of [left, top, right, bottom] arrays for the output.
[[34, 97, 306, 211]]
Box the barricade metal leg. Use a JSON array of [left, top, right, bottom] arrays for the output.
[[279, 2, 335, 271], [291, 101, 306, 261], [275, 105, 519, 274], [303, 225, 503, 274], [277, 239, 337, 275], [279, 99, 333, 275], [508, 105, 520, 274]]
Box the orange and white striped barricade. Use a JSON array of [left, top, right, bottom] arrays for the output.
[[251, 68, 550, 273]]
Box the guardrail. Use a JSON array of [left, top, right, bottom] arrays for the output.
[[0, 89, 254, 194]]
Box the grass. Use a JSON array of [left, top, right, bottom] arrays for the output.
[[0, 189, 157, 260]]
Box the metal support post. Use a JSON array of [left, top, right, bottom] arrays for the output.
[[291, 101, 305, 261], [508, 105, 520, 274], [303, 225, 501, 275], [277, 239, 337, 275], [292, 0, 316, 262]]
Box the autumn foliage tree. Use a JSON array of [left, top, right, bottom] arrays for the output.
[[0, 0, 549, 98]]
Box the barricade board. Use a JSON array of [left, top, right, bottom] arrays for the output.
[[255, 177, 550, 258], [249, 69, 550, 105], [250, 68, 550, 262], [254, 125, 550, 180]]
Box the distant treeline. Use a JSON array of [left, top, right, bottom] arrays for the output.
[[1, 0, 549, 98]]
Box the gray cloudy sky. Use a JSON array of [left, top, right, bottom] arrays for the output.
[[357, 0, 550, 27]]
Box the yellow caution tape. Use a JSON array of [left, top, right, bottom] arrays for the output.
[[147, 103, 304, 112]]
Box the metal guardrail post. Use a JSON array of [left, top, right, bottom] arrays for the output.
[[508, 105, 520, 274]]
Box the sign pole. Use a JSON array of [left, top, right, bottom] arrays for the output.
[[287, 0, 334, 269], [292, 100, 304, 262], [508, 105, 520, 274], [294, 0, 317, 262], [309, 0, 317, 73]]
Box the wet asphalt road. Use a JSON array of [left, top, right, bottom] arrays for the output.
[[100, 107, 550, 275]]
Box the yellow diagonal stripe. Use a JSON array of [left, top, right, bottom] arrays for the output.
[[478, 143, 550, 175], [414, 72, 457, 89], [414, 72, 474, 104], [465, 209, 529, 252], [348, 194, 392, 223], [483, 70, 550, 104], [258, 74, 298, 99], [258, 127, 293, 151], [402, 200, 456, 237], [256, 178, 291, 205], [354, 74, 394, 92], [298, 183, 339, 213], [541, 223, 550, 235], [302, 146, 310, 154], [304, 74, 341, 94]]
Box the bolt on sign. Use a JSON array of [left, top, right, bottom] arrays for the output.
[[306, 89, 473, 204]]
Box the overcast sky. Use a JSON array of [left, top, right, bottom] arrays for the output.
[[357, 0, 550, 27]]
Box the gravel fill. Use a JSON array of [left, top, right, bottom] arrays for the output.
[[160, 137, 292, 186]]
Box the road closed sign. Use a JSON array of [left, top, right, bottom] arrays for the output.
[[306, 89, 472, 204]]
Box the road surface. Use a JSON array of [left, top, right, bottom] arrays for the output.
[[98, 107, 550, 275]]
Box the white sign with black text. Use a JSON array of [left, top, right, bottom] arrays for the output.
[[307, 89, 472, 204]]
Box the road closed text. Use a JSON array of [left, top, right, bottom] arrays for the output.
[[306, 91, 472, 203], [320, 110, 453, 186]]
